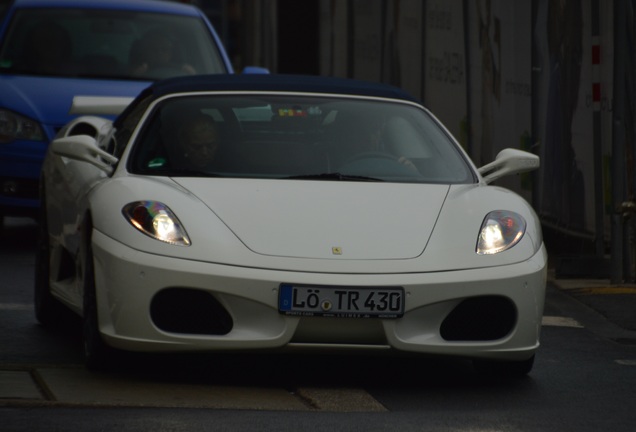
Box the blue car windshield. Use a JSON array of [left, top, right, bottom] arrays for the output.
[[0, 8, 227, 80]]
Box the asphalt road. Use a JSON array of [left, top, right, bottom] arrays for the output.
[[1, 216, 636, 431]]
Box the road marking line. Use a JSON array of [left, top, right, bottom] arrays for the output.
[[615, 359, 636, 366], [542, 316, 583, 328], [0, 371, 44, 400], [294, 387, 387, 412], [570, 287, 636, 295], [0, 303, 33, 311]]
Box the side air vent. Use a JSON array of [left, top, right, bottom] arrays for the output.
[[440, 296, 517, 341], [150, 288, 233, 335]]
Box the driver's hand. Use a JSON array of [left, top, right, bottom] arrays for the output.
[[131, 62, 149, 75], [181, 64, 196, 74], [398, 156, 417, 171]]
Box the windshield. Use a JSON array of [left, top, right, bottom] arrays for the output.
[[129, 95, 475, 184], [0, 8, 227, 80]]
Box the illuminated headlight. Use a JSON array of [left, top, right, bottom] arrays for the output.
[[122, 201, 191, 246], [476, 211, 526, 255], [0, 109, 45, 143]]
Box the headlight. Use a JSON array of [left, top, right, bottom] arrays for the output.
[[0, 109, 45, 143], [476, 211, 526, 255], [122, 201, 191, 246]]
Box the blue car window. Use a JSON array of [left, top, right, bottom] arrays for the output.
[[0, 8, 227, 79]]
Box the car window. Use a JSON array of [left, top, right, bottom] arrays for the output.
[[0, 8, 227, 80], [113, 94, 155, 159], [129, 95, 475, 184]]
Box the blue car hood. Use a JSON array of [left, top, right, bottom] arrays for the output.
[[0, 74, 149, 130]]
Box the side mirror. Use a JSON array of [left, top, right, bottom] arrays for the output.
[[50, 135, 118, 175], [478, 148, 539, 184]]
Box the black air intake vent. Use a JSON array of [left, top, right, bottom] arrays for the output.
[[150, 288, 233, 335], [440, 296, 517, 341]]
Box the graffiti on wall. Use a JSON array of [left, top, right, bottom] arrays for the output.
[[463, 0, 533, 198], [476, 0, 501, 166], [428, 51, 464, 85], [424, 0, 467, 144]]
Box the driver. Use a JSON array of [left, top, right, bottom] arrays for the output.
[[179, 114, 220, 170], [130, 31, 195, 78]]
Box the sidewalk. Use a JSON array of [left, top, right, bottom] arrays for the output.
[[548, 271, 636, 338]]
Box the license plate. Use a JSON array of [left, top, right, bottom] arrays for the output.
[[278, 284, 404, 318]]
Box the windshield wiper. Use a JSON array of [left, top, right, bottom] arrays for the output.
[[164, 169, 225, 177], [285, 172, 384, 182]]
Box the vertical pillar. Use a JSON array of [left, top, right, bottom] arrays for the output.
[[592, 0, 605, 258], [611, 0, 627, 283]]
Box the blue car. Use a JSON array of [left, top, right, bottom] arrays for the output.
[[0, 0, 234, 224]]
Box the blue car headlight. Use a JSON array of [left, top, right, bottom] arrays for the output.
[[122, 201, 191, 246], [476, 211, 526, 255], [0, 109, 45, 143]]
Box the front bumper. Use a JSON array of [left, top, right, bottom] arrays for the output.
[[92, 230, 547, 361]]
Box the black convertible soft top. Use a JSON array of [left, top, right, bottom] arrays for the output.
[[138, 73, 419, 104]]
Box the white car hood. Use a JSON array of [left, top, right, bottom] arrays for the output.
[[173, 179, 449, 260]]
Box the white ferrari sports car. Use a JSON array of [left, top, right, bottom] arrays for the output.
[[36, 74, 547, 374]]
